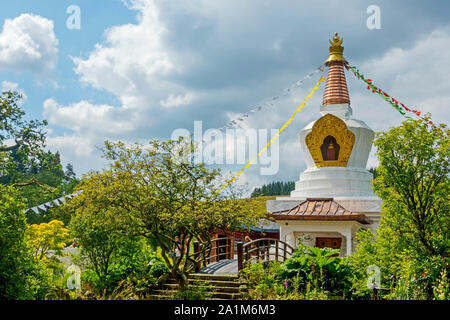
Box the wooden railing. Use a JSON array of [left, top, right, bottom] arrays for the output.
[[237, 238, 295, 271], [193, 237, 234, 272], [193, 237, 295, 273]]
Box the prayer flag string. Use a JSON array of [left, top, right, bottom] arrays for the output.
[[214, 76, 326, 196]]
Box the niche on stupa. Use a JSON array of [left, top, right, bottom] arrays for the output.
[[305, 113, 355, 167], [321, 135, 340, 161]]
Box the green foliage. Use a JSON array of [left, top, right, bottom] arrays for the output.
[[1, 90, 79, 218], [241, 245, 352, 300], [70, 206, 137, 286], [0, 91, 47, 169], [25, 220, 70, 260], [433, 269, 449, 300], [349, 117, 449, 300], [79, 237, 167, 294], [66, 138, 264, 291], [251, 181, 295, 197], [241, 262, 291, 299], [0, 185, 53, 299], [368, 167, 378, 179], [171, 284, 212, 300], [279, 244, 352, 297], [373, 117, 449, 257]]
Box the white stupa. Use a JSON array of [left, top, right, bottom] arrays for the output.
[[267, 33, 382, 256]]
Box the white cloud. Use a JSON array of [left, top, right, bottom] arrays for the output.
[[0, 14, 58, 73], [43, 99, 135, 136], [72, 0, 176, 107], [160, 92, 195, 108]]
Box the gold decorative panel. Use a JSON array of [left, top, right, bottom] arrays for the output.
[[305, 114, 355, 167]]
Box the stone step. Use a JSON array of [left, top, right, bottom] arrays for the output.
[[189, 273, 239, 282], [161, 283, 241, 293], [165, 279, 242, 287], [151, 273, 246, 300], [152, 289, 242, 300], [147, 294, 230, 301]]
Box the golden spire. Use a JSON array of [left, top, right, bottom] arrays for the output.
[[325, 32, 347, 65], [322, 32, 350, 105]]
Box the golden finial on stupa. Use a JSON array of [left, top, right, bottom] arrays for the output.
[[325, 32, 347, 65]]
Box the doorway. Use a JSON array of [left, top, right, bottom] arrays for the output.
[[315, 237, 342, 250]]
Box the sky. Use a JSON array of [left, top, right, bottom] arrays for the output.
[[1, 0, 449, 192]]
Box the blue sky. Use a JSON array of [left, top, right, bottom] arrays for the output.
[[1, 0, 450, 190]]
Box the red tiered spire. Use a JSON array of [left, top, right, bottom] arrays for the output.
[[322, 33, 350, 106]]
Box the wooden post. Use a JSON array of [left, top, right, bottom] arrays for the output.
[[275, 240, 279, 262], [245, 244, 249, 261], [202, 244, 207, 268], [230, 238, 234, 259], [193, 241, 200, 272], [283, 242, 287, 261], [266, 240, 270, 261], [237, 241, 243, 272], [257, 241, 260, 260]]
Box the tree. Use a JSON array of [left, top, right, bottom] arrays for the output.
[[1, 90, 79, 212], [372, 117, 449, 257], [69, 194, 138, 285], [350, 117, 449, 299], [25, 220, 70, 260], [0, 91, 47, 158], [66, 138, 264, 291], [0, 185, 51, 299], [251, 181, 295, 197]]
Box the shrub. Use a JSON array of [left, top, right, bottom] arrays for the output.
[[171, 284, 212, 300], [279, 244, 352, 297], [25, 220, 70, 260], [0, 186, 53, 299], [80, 238, 168, 295], [241, 244, 353, 300]]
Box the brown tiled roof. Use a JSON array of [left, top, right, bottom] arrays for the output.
[[322, 61, 350, 105], [270, 198, 369, 224]]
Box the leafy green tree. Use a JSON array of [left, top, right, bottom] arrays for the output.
[[0, 91, 47, 164], [69, 196, 136, 286], [1, 90, 80, 218], [0, 185, 52, 299], [67, 138, 264, 291], [373, 117, 449, 257], [251, 181, 295, 197], [350, 117, 449, 299], [25, 220, 70, 260]]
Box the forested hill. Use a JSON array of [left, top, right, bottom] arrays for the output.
[[250, 181, 295, 197]]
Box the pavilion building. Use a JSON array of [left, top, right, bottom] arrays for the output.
[[267, 33, 382, 256]]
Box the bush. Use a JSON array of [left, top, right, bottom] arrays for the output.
[[349, 227, 450, 300], [278, 244, 352, 297], [241, 262, 288, 299], [0, 186, 53, 299], [81, 238, 168, 294], [241, 244, 352, 300], [171, 284, 212, 300]]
